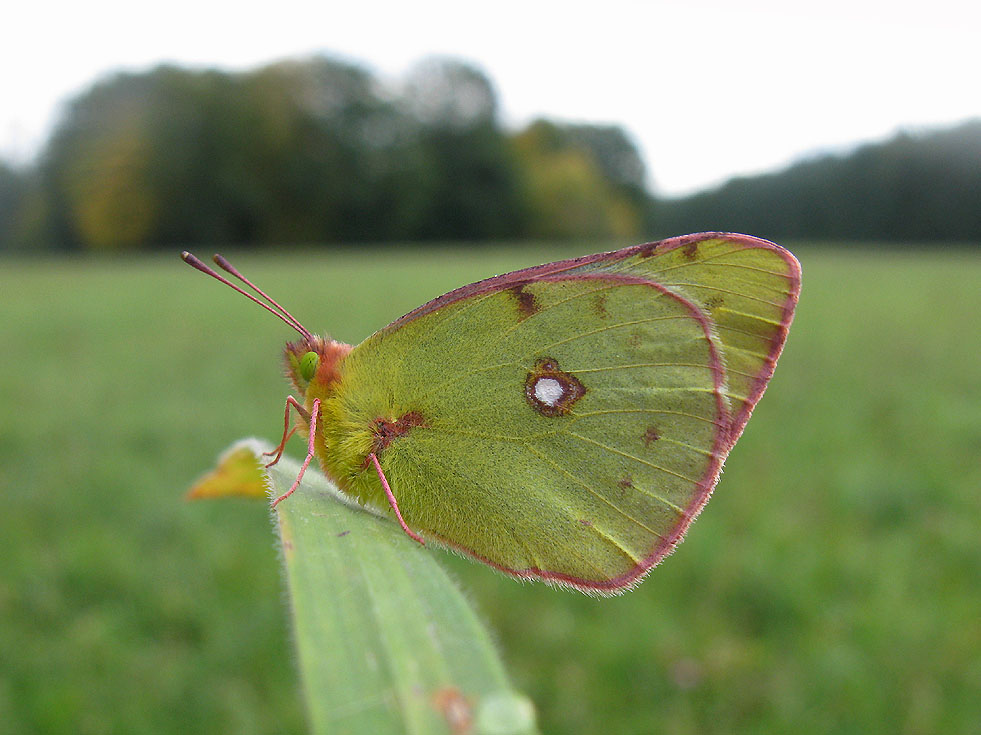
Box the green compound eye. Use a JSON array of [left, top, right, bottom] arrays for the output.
[[299, 351, 319, 381]]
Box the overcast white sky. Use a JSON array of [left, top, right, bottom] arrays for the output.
[[3, 0, 979, 196]]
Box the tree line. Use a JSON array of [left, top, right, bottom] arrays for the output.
[[0, 57, 649, 251], [1, 55, 978, 251], [655, 119, 981, 245]]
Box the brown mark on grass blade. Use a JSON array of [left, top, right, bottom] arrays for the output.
[[432, 687, 473, 735]]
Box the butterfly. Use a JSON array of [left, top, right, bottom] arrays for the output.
[[184, 233, 800, 594]]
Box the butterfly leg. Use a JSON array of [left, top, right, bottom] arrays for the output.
[[271, 398, 320, 507], [263, 396, 307, 468], [368, 452, 425, 546]]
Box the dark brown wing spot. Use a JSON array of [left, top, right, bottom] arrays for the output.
[[643, 426, 661, 446], [525, 357, 586, 417], [509, 282, 539, 320], [593, 293, 609, 318], [617, 476, 634, 489], [638, 241, 660, 258], [372, 411, 427, 454], [682, 241, 699, 261], [705, 295, 725, 309]]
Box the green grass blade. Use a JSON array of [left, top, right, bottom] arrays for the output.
[[232, 440, 538, 735]]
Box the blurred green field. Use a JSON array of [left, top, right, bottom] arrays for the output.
[[1, 243, 978, 735]]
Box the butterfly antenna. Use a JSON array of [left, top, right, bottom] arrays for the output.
[[181, 252, 314, 341], [211, 254, 312, 339]]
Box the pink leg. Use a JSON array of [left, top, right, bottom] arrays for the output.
[[271, 399, 320, 507], [264, 396, 306, 467], [368, 452, 425, 545]]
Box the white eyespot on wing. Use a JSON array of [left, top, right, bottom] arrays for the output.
[[524, 357, 586, 417], [534, 377, 564, 407]]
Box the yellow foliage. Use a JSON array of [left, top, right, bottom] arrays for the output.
[[512, 125, 641, 240], [186, 443, 269, 501], [65, 123, 158, 250]]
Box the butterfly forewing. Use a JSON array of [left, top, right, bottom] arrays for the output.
[[588, 235, 801, 443]]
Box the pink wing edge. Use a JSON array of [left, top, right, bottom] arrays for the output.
[[382, 232, 801, 595]]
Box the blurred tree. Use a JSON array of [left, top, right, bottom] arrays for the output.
[[402, 56, 498, 129], [561, 124, 648, 192], [235, 57, 413, 243], [562, 123, 655, 232], [0, 162, 27, 250], [19, 53, 978, 251], [511, 119, 646, 239], [654, 119, 981, 243], [396, 58, 528, 240], [35, 58, 417, 250], [39, 67, 218, 250]]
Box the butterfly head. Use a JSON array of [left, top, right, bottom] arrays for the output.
[[283, 336, 352, 397], [181, 251, 352, 398]]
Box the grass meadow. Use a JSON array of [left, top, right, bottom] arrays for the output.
[[1, 243, 978, 734]]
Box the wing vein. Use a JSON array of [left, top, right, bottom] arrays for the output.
[[662, 282, 787, 309], [570, 362, 716, 374], [566, 431, 704, 484], [520, 442, 664, 542], [618, 245, 791, 283], [573, 408, 725, 427]]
